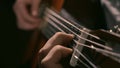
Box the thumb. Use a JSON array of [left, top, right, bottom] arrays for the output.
[[31, 0, 41, 17]]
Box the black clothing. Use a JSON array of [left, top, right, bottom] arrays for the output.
[[0, 0, 32, 68]]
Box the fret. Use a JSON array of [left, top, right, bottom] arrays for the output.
[[70, 32, 89, 67]]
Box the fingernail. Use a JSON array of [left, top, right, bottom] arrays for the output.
[[68, 34, 74, 38]]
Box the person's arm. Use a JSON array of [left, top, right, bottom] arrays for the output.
[[13, 0, 41, 30], [39, 32, 74, 68]]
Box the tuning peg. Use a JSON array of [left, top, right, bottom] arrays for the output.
[[114, 25, 119, 29], [113, 25, 120, 34]]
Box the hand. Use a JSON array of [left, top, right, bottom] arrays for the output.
[[13, 0, 41, 30], [39, 32, 74, 68]]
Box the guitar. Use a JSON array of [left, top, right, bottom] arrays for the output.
[[25, 0, 120, 68]]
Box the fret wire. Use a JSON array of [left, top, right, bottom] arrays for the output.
[[46, 13, 112, 51], [45, 18, 120, 58], [73, 55, 91, 68], [74, 47, 97, 68], [46, 8, 100, 41]]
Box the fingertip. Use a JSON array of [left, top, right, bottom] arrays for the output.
[[66, 47, 73, 53], [68, 34, 74, 38], [68, 48, 73, 52]]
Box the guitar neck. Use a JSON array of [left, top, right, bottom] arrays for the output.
[[40, 7, 90, 39]]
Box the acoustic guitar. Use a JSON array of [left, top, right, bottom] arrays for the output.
[[23, 0, 120, 68]]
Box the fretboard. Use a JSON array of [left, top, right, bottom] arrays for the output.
[[40, 8, 89, 39]]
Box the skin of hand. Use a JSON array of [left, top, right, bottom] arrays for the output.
[[13, 0, 42, 30], [39, 32, 74, 68]]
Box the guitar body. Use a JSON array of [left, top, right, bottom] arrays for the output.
[[22, 0, 120, 68]]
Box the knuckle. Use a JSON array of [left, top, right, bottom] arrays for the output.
[[53, 45, 63, 51], [39, 48, 47, 57], [55, 32, 63, 35]]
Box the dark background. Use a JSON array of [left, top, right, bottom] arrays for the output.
[[0, 0, 33, 68]]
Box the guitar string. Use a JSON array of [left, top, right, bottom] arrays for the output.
[[45, 8, 112, 51], [45, 18, 97, 67], [73, 55, 91, 68], [38, 6, 120, 68], [46, 8, 102, 42], [73, 47, 97, 68], [44, 9, 100, 62], [74, 40, 120, 59], [40, 7, 120, 67], [39, 19, 92, 68], [45, 8, 119, 60], [41, 21, 93, 68], [48, 24, 99, 68], [45, 17, 119, 67], [46, 11, 120, 61], [45, 18, 120, 67], [44, 25, 93, 68], [45, 13, 112, 51], [45, 17, 120, 59]]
